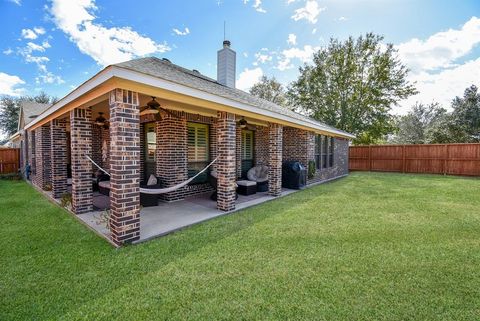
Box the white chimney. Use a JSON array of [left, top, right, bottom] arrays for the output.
[[217, 40, 236, 88]]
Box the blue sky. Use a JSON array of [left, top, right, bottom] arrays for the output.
[[1, 0, 479, 115]]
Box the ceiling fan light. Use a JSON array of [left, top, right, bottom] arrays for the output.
[[140, 107, 160, 116], [239, 117, 248, 128], [95, 112, 106, 126]]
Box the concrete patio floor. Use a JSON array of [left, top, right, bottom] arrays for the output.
[[77, 188, 296, 244]]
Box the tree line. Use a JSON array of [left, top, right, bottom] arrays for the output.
[[249, 33, 479, 145]]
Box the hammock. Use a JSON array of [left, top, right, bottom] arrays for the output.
[[86, 155, 217, 195]]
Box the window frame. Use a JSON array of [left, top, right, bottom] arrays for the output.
[[187, 122, 210, 184], [241, 129, 254, 178], [144, 122, 156, 162]]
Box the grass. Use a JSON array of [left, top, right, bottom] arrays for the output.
[[1, 172, 480, 321]]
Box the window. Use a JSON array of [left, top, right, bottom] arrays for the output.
[[187, 123, 209, 184], [145, 122, 156, 161], [315, 135, 334, 169], [322, 135, 328, 168], [241, 130, 254, 178], [329, 137, 334, 167], [315, 135, 322, 169]]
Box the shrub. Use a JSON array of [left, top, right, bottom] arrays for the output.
[[308, 160, 316, 179], [60, 193, 72, 208], [0, 172, 21, 180]]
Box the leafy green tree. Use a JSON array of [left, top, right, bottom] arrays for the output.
[[288, 33, 417, 145], [0, 92, 56, 137], [450, 85, 480, 142], [392, 103, 447, 144], [249, 75, 287, 107]]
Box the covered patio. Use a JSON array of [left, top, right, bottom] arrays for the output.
[[78, 188, 296, 243]]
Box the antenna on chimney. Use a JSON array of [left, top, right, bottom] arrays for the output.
[[223, 21, 226, 41]]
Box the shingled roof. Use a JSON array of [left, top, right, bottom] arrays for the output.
[[19, 101, 51, 129], [114, 57, 354, 138]]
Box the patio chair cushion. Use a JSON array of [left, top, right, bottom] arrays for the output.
[[98, 181, 110, 189], [236, 180, 257, 187], [147, 174, 158, 186], [247, 165, 269, 183]]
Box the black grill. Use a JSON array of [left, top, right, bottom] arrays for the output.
[[282, 161, 307, 190]]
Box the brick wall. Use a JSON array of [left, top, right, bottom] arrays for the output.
[[70, 108, 93, 214], [34, 123, 52, 190], [109, 89, 140, 245], [268, 123, 283, 196], [308, 137, 349, 184], [255, 126, 269, 166], [235, 126, 242, 178], [156, 112, 188, 202], [91, 124, 102, 172], [28, 130, 36, 182], [50, 119, 68, 198], [216, 111, 236, 211], [282, 127, 312, 168]]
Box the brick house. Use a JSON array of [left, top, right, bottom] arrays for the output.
[[19, 40, 354, 246]]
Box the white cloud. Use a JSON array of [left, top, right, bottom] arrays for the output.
[[243, 0, 266, 13], [35, 72, 65, 85], [0, 72, 25, 96], [172, 27, 190, 36], [254, 48, 274, 65], [291, 0, 325, 24], [3, 48, 14, 55], [338, 16, 348, 21], [33, 27, 45, 35], [49, 0, 170, 66], [398, 58, 480, 114], [277, 45, 319, 71], [287, 33, 297, 46], [237, 67, 263, 91], [27, 42, 46, 52], [21, 28, 38, 40], [286, 0, 297, 4], [7, 0, 21, 5], [312, 28, 317, 35], [397, 16, 480, 74], [395, 16, 480, 114]]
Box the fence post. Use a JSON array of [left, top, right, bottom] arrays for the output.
[[402, 145, 406, 173], [368, 145, 372, 171], [444, 144, 448, 175]]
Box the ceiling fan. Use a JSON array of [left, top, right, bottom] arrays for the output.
[[95, 112, 109, 129], [139, 96, 180, 120]]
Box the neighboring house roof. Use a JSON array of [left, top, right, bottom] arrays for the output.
[[115, 57, 354, 138], [18, 101, 51, 131]]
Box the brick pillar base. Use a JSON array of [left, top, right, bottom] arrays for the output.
[[217, 111, 236, 211], [268, 123, 283, 196], [109, 89, 140, 245], [50, 119, 68, 198], [70, 108, 93, 214], [156, 112, 187, 202], [35, 124, 52, 190]]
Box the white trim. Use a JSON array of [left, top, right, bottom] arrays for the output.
[[24, 67, 114, 130]]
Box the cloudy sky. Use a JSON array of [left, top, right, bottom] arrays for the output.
[[1, 0, 479, 115]]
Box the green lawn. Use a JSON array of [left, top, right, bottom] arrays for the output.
[[1, 172, 480, 320]]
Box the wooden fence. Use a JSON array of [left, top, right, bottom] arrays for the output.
[[0, 148, 20, 174], [349, 144, 480, 177]]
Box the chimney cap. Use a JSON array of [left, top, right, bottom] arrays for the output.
[[223, 40, 231, 48]]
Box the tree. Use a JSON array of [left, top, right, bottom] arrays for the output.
[[249, 76, 287, 107], [391, 103, 447, 144], [0, 92, 56, 137], [450, 85, 480, 142], [288, 33, 417, 145]]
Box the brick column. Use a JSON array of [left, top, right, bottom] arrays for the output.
[[50, 119, 68, 199], [109, 89, 140, 245], [70, 108, 93, 214], [268, 123, 283, 196], [236, 126, 242, 178], [35, 123, 52, 190], [91, 124, 103, 172], [217, 111, 236, 211], [28, 130, 35, 181], [156, 112, 187, 202], [139, 122, 145, 182]]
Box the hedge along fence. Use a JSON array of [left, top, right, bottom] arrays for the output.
[[349, 143, 480, 177], [0, 148, 20, 174]]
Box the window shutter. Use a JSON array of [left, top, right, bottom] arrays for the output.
[[188, 123, 209, 162]]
